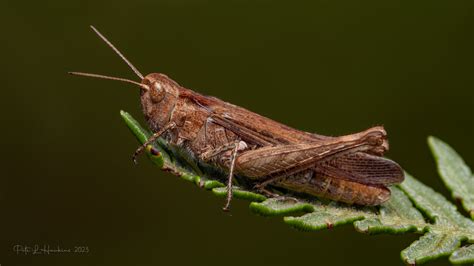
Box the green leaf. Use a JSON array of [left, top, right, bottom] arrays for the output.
[[212, 187, 267, 202], [120, 110, 166, 168], [450, 244, 474, 264], [399, 174, 474, 264], [428, 136, 474, 219], [121, 111, 474, 265], [250, 198, 314, 216], [399, 174, 474, 231], [284, 202, 373, 231], [401, 233, 463, 265], [354, 187, 426, 234]]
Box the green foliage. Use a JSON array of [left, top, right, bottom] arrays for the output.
[[121, 111, 474, 265], [399, 174, 474, 264], [428, 136, 474, 219]]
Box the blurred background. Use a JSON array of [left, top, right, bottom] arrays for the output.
[[1, 0, 472, 265]]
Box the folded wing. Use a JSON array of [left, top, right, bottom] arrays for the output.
[[315, 152, 404, 185]]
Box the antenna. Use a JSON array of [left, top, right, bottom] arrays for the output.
[[90, 25, 144, 79], [68, 72, 149, 90]]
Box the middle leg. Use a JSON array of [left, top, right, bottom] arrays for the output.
[[200, 140, 247, 211]]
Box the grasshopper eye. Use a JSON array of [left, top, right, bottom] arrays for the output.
[[150, 82, 165, 102], [154, 82, 162, 92]]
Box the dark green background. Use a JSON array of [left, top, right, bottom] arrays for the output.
[[1, 0, 472, 265]]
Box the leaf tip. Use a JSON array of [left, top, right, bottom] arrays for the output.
[[427, 135, 441, 150]]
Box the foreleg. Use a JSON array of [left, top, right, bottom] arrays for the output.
[[132, 122, 176, 164]]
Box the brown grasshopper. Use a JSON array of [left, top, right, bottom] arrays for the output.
[[71, 26, 404, 211]]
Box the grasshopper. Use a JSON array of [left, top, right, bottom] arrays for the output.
[[71, 26, 404, 211]]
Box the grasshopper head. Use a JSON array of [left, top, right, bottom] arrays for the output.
[[69, 27, 185, 133], [140, 73, 181, 131]]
